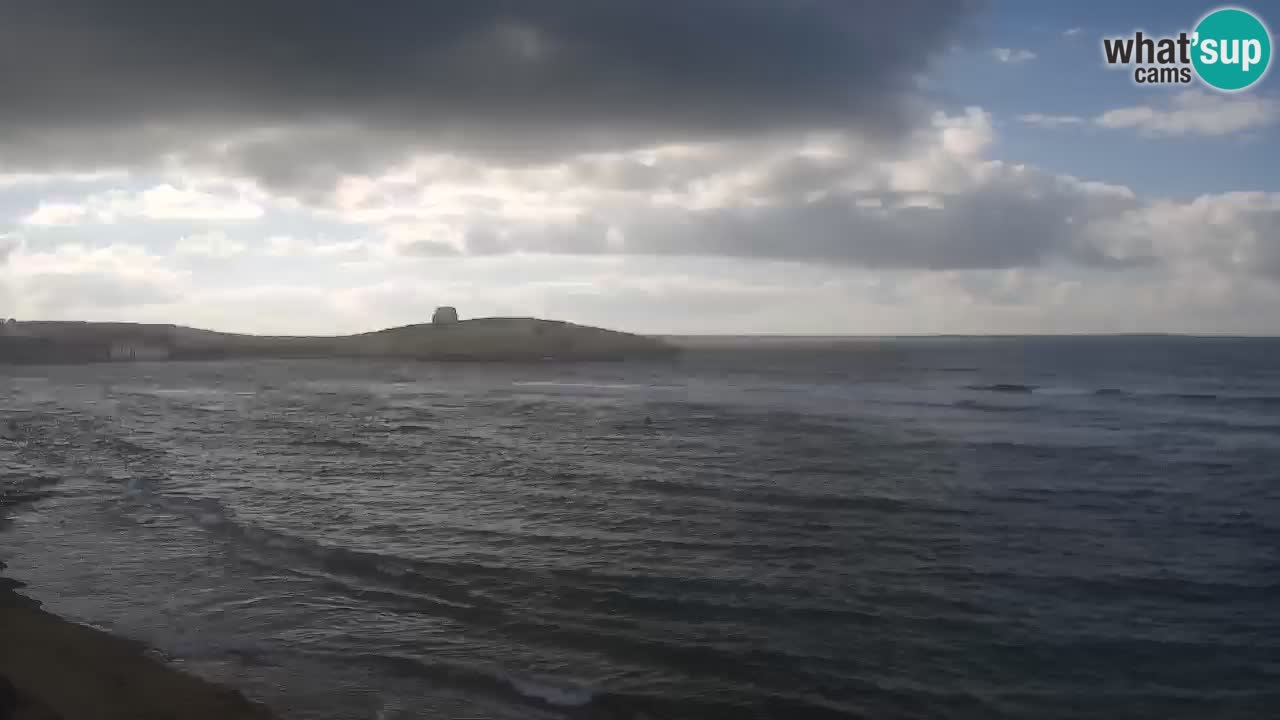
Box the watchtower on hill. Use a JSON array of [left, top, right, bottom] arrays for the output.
[[432, 306, 459, 325]]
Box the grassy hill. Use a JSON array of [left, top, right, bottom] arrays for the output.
[[0, 318, 676, 363]]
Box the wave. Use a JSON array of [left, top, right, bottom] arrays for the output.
[[323, 652, 646, 718], [1159, 391, 1280, 407], [966, 383, 1038, 393], [334, 649, 861, 720], [94, 436, 164, 457], [120, 491, 514, 619], [0, 473, 62, 511], [387, 423, 432, 434], [954, 399, 1036, 413], [505, 674, 596, 707], [130, 487, 894, 683], [626, 477, 967, 517], [1139, 391, 1280, 409], [964, 384, 1280, 412], [288, 438, 368, 451], [514, 381, 639, 389]]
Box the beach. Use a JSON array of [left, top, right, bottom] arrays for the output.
[[0, 566, 273, 720]]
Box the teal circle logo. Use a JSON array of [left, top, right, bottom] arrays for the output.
[[1192, 7, 1271, 91]]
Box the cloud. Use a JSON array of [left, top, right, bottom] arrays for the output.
[[175, 231, 248, 259], [22, 271, 181, 311], [1, 242, 186, 316], [0, 1, 979, 195], [3, 175, 1278, 333], [11, 103, 1253, 296], [263, 235, 373, 262], [992, 48, 1037, 63], [1089, 191, 1280, 280], [21, 183, 264, 226], [9, 243, 1277, 335], [0, 234, 18, 265], [0, 170, 129, 189], [22, 203, 89, 227], [282, 103, 1274, 299], [1018, 113, 1084, 128], [309, 108, 1144, 273], [1063, 27, 1081, 37], [1096, 90, 1279, 137]]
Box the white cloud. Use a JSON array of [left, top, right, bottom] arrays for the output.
[[1063, 27, 1082, 37], [176, 231, 248, 259], [22, 203, 90, 227], [1096, 90, 1279, 137], [0, 233, 18, 264], [992, 48, 1037, 64], [132, 183, 264, 221], [1088, 191, 1280, 278], [1, 242, 188, 316], [1018, 113, 1085, 128], [264, 235, 370, 260], [20, 183, 264, 226]]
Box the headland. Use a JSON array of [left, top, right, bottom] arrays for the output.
[[0, 310, 676, 365]]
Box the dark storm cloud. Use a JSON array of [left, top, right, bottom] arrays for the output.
[[0, 0, 978, 185]]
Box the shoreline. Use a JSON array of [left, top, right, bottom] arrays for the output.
[[0, 566, 274, 720]]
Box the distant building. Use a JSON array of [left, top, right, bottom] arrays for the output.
[[0, 319, 26, 336], [432, 306, 459, 325]]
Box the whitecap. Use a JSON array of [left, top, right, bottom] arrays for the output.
[[506, 675, 596, 707]]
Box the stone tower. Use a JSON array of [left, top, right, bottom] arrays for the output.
[[432, 306, 459, 325]]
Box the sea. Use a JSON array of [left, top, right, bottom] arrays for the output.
[[1, 336, 1278, 720]]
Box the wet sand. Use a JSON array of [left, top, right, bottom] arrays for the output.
[[0, 569, 273, 720]]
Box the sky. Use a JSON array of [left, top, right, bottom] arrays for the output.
[[1, 0, 1278, 336]]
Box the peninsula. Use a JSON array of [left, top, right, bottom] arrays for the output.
[[0, 308, 676, 364]]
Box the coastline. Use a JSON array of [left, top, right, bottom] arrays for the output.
[[0, 317, 678, 365], [0, 566, 274, 720]]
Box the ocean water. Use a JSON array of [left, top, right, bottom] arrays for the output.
[[1, 337, 1278, 719]]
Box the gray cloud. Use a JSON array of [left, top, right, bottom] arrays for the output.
[[0, 1, 979, 187], [458, 183, 1145, 271], [623, 194, 1073, 269], [373, 124, 1150, 272], [20, 271, 180, 312]]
